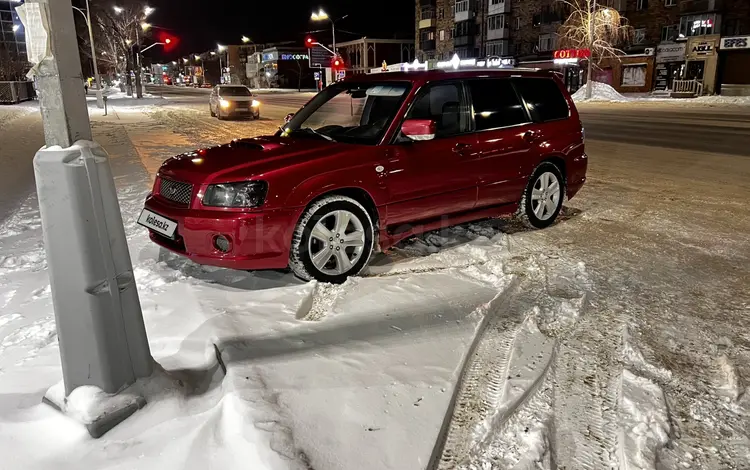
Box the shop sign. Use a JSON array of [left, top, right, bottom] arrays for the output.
[[721, 36, 750, 50], [553, 49, 591, 60], [691, 41, 714, 56], [656, 43, 686, 63], [436, 54, 515, 69], [262, 52, 277, 61], [280, 53, 310, 61]]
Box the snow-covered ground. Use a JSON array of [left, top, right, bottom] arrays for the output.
[[0, 101, 748, 470], [573, 81, 750, 105]]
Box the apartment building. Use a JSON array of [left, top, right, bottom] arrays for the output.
[[0, 0, 26, 62], [415, 0, 750, 94]]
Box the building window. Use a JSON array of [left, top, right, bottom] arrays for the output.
[[664, 0, 676, 6], [439, 30, 446, 41], [421, 7, 434, 20], [455, 21, 473, 37], [723, 19, 748, 36], [637, 0, 648, 10], [622, 64, 647, 87], [438, 8, 444, 19], [538, 33, 556, 52], [486, 40, 507, 56], [488, 14, 508, 30], [679, 13, 716, 37], [454, 0, 469, 14], [420, 30, 435, 42], [515, 17, 521, 30], [661, 24, 678, 41], [491, 0, 504, 4], [634, 28, 646, 45]]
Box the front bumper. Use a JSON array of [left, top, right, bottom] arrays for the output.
[[220, 102, 259, 117], [144, 194, 299, 270]]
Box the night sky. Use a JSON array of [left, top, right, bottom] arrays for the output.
[[144, 0, 414, 60]]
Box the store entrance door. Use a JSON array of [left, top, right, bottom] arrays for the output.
[[563, 66, 583, 93], [686, 60, 706, 84]]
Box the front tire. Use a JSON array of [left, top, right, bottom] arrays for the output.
[[518, 162, 565, 229], [290, 196, 374, 283], [210, 105, 216, 117]]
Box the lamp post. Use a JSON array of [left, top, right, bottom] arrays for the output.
[[217, 44, 227, 84], [310, 9, 348, 57], [72, 0, 104, 108]]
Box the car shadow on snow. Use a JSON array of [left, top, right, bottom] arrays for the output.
[[155, 206, 582, 291]]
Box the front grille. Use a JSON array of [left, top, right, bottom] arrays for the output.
[[159, 178, 193, 205]]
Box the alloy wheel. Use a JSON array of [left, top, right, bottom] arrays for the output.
[[307, 209, 366, 276], [530, 171, 561, 221]]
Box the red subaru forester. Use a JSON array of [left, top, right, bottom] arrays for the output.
[[139, 69, 587, 283]]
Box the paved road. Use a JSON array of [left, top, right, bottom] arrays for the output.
[[148, 85, 750, 157]]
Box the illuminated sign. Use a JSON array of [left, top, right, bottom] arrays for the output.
[[553, 49, 591, 60], [280, 53, 310, 61], [721, 36, 750, 50], [403, 58, 428, 71], [436, 54, 515, 70], [262, 52, 277, 61]]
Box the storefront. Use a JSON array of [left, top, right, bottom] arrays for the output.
[[594, 53, 656, 94], [684, 35, 720, 94], [259, 48, 315, 89], [552, 49, 589, 93], [654, 43, 686, 92], [717, 36, 750, 96]]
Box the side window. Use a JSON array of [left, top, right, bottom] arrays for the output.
[[468, 79, 529, 130], [406, 82, 469, 138], [513, 78, 570, 122]]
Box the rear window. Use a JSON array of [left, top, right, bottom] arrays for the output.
[[468, 79, 529, 131], [220, 86, 252, 96], [513, 78, 570, 122]]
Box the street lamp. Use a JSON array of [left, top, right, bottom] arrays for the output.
[[241, 36, 251, 44], [141, 22, 151, 31], [72, 0, 104, 107], [144, 6, 155, 17], [113, 6, 123, 14], [310, 9, 347, 57], [217, 44, 227, 84]]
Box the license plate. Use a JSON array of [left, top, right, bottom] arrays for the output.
[[138, 209, 177, 238], [236, 107, 248, 111]]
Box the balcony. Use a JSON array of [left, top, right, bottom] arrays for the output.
[[488, 0, 511, 15], [487, 27, 509, 40], [419, 7, 435, 29], [421, 39, 436, 51], [454, 35, 475, 47], [419, 0, 434, 5], [454, 0, 472, 22], [680, 0, 722, 14]]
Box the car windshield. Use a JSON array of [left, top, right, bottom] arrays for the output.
[[279, 81, 411, 145], [220, 87, 252, 96]]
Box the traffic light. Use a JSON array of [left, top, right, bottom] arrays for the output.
[[158, 31, 178, 52], [305, 36, 315, 47], [332, 56, 344, 68]]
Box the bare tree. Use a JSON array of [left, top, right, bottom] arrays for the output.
[[557, 0, 632, 98]]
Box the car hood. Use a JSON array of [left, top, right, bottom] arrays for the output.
[[158, 136, 347, 184]]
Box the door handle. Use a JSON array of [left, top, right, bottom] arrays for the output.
[[453, 142, 472, 154], [523, 131, 538, 143]]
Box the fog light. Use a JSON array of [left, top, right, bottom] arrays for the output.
[[213, 235, 231, 253]]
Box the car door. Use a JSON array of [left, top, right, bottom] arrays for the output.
[[383, 81, 479, 227], [468, 78, 537, 208]]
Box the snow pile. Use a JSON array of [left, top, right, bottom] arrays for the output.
[[572, 81, 629, 102], [694, 95, 750, 105]]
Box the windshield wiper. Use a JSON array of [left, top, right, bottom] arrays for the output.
[[294, 127, 335, 142]]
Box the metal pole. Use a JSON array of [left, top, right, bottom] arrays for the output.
[[134, 26, 143, 98], [331, 19, 336, 57], [219, 54, 223, 84], [84, 0, 103, 108], [585, 0, 596, 99]]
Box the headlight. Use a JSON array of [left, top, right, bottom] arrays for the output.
[[251, 100, 260, 107], [203, 181, 268, 208], [219, 99, 230, 108]]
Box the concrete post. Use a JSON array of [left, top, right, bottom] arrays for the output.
[[20, 0, 153, 438]]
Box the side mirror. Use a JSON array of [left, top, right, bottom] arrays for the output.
[[284, 113, 295, 124], [401, 119, 436, 142]]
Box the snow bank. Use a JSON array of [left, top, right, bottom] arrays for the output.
[[572, 81, 629, 103]]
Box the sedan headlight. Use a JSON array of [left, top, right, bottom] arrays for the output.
[[203, 181, 268, 208], [251, 99, 260, 107], [219, 99, 230, 108]]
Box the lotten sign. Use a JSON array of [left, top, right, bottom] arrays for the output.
[[721, 36, 750, 50], [553, 49, 591, 60]]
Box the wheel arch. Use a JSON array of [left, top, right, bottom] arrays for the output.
[[303, 187, 380, 229], [539, 155, 567, 183]]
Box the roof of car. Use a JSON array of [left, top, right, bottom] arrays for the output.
[[345, 68, 558, 84]]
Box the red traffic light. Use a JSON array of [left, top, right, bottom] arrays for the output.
[[158, 31, 178, 52], [305, 37, 315, 47], [165, 38, 171, 44]]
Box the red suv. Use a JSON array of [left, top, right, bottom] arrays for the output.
[[139, 69, 587, 283]]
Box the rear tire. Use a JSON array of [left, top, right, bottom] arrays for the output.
[[210, 105, 216, 117], [290, 196, 374, 283], [517, 162, 565, 229]]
